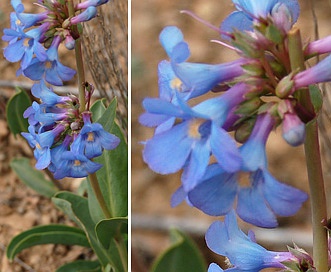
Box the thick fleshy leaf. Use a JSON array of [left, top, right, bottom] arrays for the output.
[[189, 165, 237, 216], [56, 260, 101, 272], [92, 98, 128, 218], [6, 225, 90, 261], [151, 229, 206, 272], [10, 157, 58, 197], [143, 122, 193, 174], [52, 192, 113, 267], [6, 87, 30, 136]]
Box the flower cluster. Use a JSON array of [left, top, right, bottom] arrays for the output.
[[3, 0, 120, 179], [140, 0, 331, 270], [3, 0, 108, 85]]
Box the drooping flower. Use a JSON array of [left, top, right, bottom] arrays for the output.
[[221, 0, 300, 34], [187, 113, 308, 227], [143, 83, 249, 191], [293, 53, 331, 89], [70, 6, 97, 24], [158, 26, 246, 100], [205, 210, 295, 271], [71, 112, 120, 159], [23, 36, 76, 85], [22, 124, 66, 170]]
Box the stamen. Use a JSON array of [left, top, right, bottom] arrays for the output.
[[188, 118, 204, 139], [74, 160, 81, 166], [87, 132, 95, 142], [170, 77, 183, 91], [36, 143, 42, 150], [210, 39, 241, 53]]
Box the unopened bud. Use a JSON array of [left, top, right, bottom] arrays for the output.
[[282, 113, 305, 146], [235, 97, 263, 115], [275, 75, 294, 98]]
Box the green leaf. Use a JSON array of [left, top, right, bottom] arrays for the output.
[[52, 192, 117, 268], [309, 85, 323, 114], [88, 98, 128, 219], [151, 229, 207, 272], [56, 260, 101, 272], [6, 225, 90, 261], [10, 157, 59, 198], [90, 99, 107, 122], [95, 218, 128, 272], [95, 218, 127, 250], [6, 87, 30, 136]]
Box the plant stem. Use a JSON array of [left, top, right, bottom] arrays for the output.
[[67, 0, 86, 113], [288, 28, 328, 272], [89, 173, 112, 218]]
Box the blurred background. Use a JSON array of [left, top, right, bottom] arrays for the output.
[[132, 0, 331, 271], [0, 0, 127, 271]]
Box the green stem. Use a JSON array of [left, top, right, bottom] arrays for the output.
[[288, 28, 328, 272], [89, 173, 112, 218], [115, 237, 128, 272], [68, 0, 86, 113]]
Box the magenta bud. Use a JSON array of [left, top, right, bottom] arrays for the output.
[[64, 35, 75, 50], [282, 113, 305, 146]]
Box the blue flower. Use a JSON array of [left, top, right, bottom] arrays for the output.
[[71, 112, 120, 159], [31, 80, 71, 106], [143, 83, 248, 191], [187, 113, 308, 227], [23, 36, 76, 86], [70, 6, 97, 24], [158, 26, 246, 100], [205, 211, 295, 271], [221, 0, 299, 34], [53, 144, 103, 179], [3, 23, 48, 69], [76, 0, 109, 9], [22, 124, 65, 170]]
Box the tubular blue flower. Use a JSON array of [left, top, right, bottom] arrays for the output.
[[159, 26, 246, 99], [239, 113, 275, 172], [53, 144, 103, 179], [76, 0, 109, 9], [187, 162, 307, 227], [48, 135, 72, 173], [205, 211, 295, 271], [23, 36, 76, 86], [71, 112, 120, 159], [16, 11, 48, 29], [143, 83, 248, 191], [22, 124, 65, 170], [11, 0, 24, 13], [294, 54, 331, 89], [31, 80, 71, 105], [221, 0, 299, 34], [30, 101, 68, 126], [305, 35, 331, 56], [3, 23, 48, 69], [70, 6, 97, 24]]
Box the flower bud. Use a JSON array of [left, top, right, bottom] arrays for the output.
[[282, 113, 305, 146], [234, 117, 256, 143], [275, 74, 294, 98]]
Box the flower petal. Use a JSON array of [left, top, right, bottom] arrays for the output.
[[143, 122, 193, 174]]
